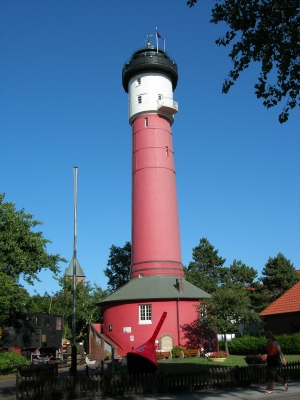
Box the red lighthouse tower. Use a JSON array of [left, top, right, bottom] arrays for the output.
[[99, 38, 211, 357], [123, 39, 183, 279]]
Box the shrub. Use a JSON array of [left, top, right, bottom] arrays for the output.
[[245, 354, 267, 364], [218, 340, 225, 351], [227, 332, 300, 355], [208, 351, 228, 358], [276, 333, 300, 355], [228, 336, 266, 355], [0, 349, 30, 374], [171, 346, 185, 358]]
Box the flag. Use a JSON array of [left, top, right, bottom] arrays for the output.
[[156, 30, 164, 40], [156, 28, 165, 52]]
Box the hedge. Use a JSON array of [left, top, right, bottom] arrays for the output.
[[0, 349, 30, 374], [219, 333, 300, 355]]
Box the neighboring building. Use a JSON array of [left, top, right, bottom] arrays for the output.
[[65, 257, 85, 283], [98, 37, 214, 357], [260, 281, 300, 335]]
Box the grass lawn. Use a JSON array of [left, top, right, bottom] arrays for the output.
[[156, 355, 300, 373]]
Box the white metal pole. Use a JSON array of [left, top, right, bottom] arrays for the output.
[[71, 166, 78, 376]]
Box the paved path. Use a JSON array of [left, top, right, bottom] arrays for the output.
[[1, 368, 299, 400], [111, 382, 300, 400]]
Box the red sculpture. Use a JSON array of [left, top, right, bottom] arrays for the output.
[[127, 311, 167, 374]]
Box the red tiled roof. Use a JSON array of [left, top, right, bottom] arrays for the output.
[[260, 281, 300, 316]]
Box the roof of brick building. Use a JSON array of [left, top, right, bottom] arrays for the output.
[[260, 281, 300, 316]]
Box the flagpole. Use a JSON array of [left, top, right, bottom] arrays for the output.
[[156, 28, 158, 52], [71, 166, 78, 377]]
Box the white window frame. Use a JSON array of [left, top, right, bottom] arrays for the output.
[[139, 304, 152, 324], [138, 94, 148, 104]]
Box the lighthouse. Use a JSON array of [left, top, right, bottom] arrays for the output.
[[99, 36, 212, 357], [123, 38, 183, 279]]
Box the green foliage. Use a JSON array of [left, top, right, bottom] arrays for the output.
[[171, 346, 186, 358], [184, 238, 226, 294], [227, 333, 300, 355], [218, 340, 225, 351], [201, 286, 261, 336], [0, 193, 67, 285], [223, 260, 258, 288], [187, 0, 300, 123], [227, 336, 266, 355], [0, 349, 30, 373], [27, 292, 54, 314], [275, 333, 300, 355], [0, 272, 31, 326], [104, 241, 131, 293], [261, 253, 300, 303], [247, 281, 271, 313], [49, 277, 108, 339]]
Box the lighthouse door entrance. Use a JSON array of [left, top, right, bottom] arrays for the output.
[[160, 335, 173, 352]]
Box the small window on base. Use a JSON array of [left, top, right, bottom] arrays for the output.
[[139, 304, 152, 324], [145, 117, 148, 127]]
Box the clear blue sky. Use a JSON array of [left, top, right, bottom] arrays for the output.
[[1, 1, 299, 296]]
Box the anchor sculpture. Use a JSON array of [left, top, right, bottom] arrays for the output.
[[127, 311, 167, 374]]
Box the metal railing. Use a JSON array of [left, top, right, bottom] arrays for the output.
[[157, 97, 178, 112]]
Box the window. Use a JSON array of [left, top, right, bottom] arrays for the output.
[[96, 336, 102, 345], [136, 78, 141, 86], [158, 94, 162, 100], [138, 95, 142, 104], [139, 304, 152, 324], [145, 117, 148, 127]]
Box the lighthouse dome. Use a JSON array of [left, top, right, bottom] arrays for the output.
[[122, 46, 178, 93]]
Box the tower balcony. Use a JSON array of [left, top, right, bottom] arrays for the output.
[[157, 97, 178, 115]]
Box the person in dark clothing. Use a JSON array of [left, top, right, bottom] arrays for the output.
[[265, 331, 288, 394]]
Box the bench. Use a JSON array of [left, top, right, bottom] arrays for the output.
[[156, 351, 171, 360], [180, 349, 201, 358]]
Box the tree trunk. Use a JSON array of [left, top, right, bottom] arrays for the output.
[[224, 334, 230, 355]]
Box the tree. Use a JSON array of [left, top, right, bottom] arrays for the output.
[[27, 292, 54, 314], [199, 286, 261, 353], [184, 238, 226, 294], [223, 259, 258, 288], [261, 252, 300, 303], [49, 277, 108, 339], [104, 241, 131, 293], [0, 193, 67, 285], [0, 272, 31, 326], [187, 0, 300, 123]]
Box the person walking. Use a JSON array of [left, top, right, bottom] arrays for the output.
[[265, 331, 288, 394]]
